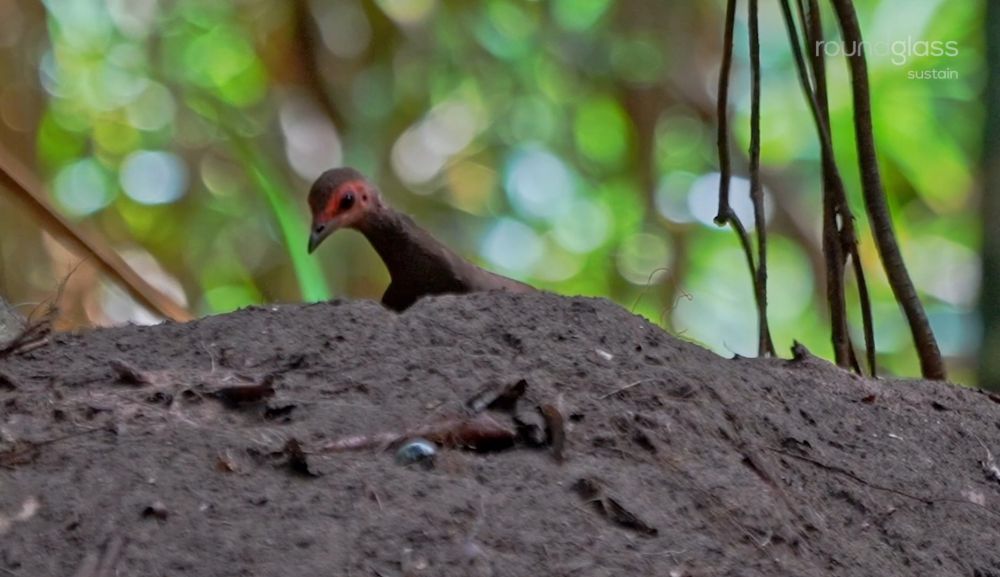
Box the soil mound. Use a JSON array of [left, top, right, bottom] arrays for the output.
[[1, 292, 999, 576]]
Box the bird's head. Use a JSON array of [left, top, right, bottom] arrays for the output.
[[307, 167, 381, 254]]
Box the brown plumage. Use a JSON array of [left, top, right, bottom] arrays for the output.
[[307, 167, 534, 311]]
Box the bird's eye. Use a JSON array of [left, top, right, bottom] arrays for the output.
[[339, 193, 355, 211]]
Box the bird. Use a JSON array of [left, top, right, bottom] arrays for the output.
[[307, 167, 535, 311]]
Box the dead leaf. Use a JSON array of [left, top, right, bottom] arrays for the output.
[[540, 404, 566, 462], [465, 379, 527, 414]]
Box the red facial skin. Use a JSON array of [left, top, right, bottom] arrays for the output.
[[307, 174, 377, 253], [316, 180, 367, 226]]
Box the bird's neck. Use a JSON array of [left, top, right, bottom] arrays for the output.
[[356, 205, 461, 284]]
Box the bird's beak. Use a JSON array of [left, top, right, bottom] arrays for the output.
[[307, 222, 337, 254]]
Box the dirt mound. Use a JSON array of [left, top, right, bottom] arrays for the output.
[[1, 292, 999, 576]]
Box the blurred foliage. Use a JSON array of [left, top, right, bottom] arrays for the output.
[[0, 0, 983, 382]]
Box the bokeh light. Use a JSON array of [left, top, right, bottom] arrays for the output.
[[52, 158, 116, 216], [44, 0, 113, 51], [553, 198, 612, 253], [316, 1, 372, 58], [656, 111, 709, 172], [106, 0, 159, 39], [482, 218, 542, 276], [687, 172, 772, 231], [656, 171, 700, 223], [392, 99, 481, 186], [905, 236, 979, 307], [376, 0, 437, 26], [534, 237, 584, 282], [552, 0, 611, 31], [445, 162, 497, 215], [574, 95, 631, 169], [474, 1, 538, 60], [120, 150, 189, 205], [181, 24, 265, 107], [126, 82, 176, 132], [504, 147, 575, 220], [280, 93, 343, 181]]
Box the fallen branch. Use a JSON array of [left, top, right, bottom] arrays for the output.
[[321, 413, 517, 454], [0, 142, 191, 323]]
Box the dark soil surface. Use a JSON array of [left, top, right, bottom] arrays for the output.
[[2, 292, 1000, 577]]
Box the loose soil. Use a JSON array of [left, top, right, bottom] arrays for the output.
[[1, 292, 999, 576]]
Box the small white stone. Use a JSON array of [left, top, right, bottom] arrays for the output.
[[595, 348, 614, 361]]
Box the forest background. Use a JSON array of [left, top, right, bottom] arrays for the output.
[[0, 0, 986, 384]]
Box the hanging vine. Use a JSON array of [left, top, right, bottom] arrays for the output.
[[715, 0, 945, 379]]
